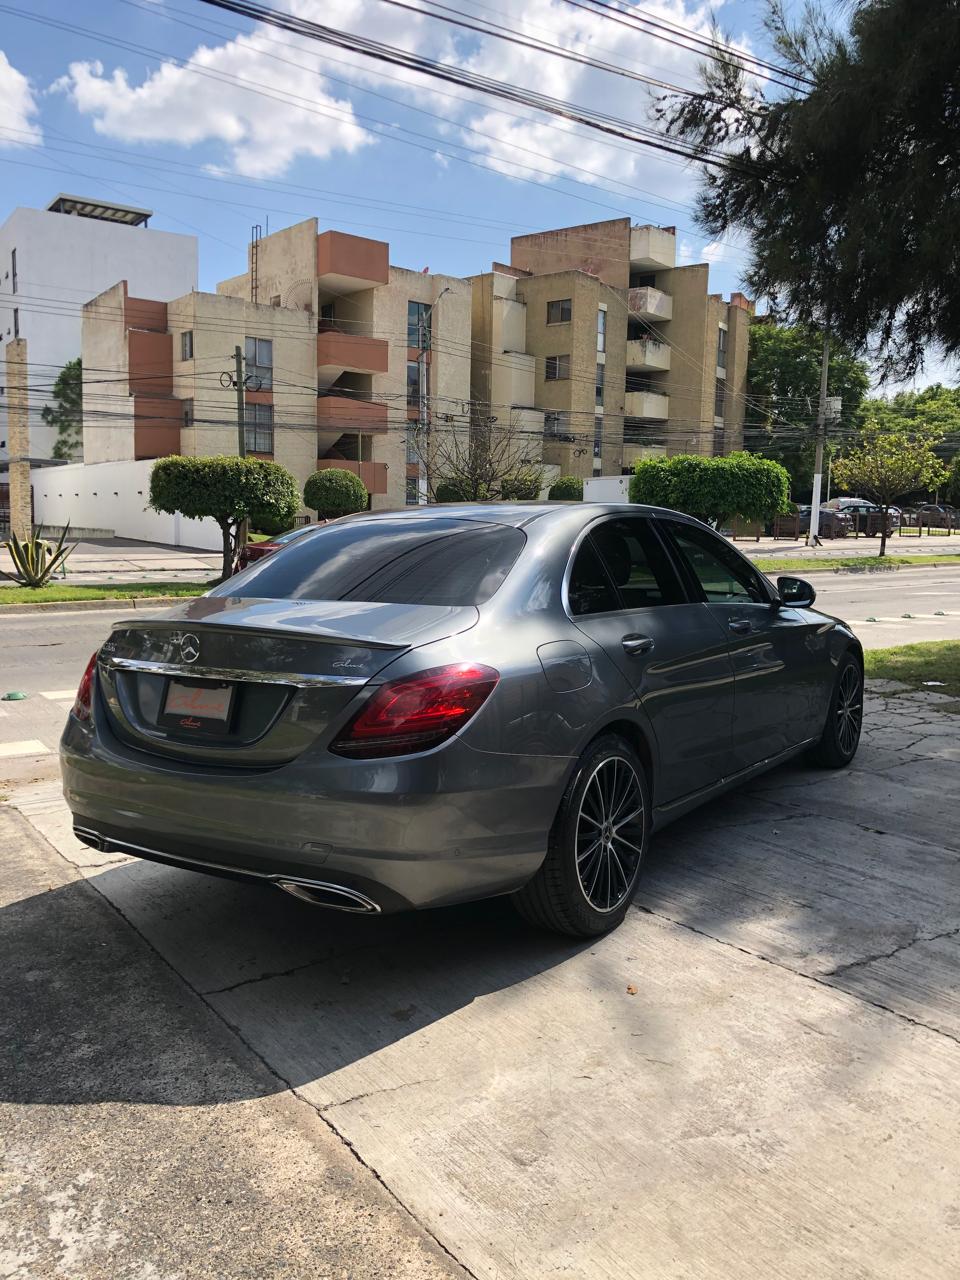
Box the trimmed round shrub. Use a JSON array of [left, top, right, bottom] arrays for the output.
[[435, 478, 488, 503], [500, 472, 542, 501], [304, 468, 369, 519], [547, 475, 583, 501]]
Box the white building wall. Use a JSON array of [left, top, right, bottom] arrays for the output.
[[0, 206, 197, 460], [33, 459, 221, 550]]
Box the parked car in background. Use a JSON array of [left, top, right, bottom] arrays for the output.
[[238, 522, 323, 570], [795, 505, 852, 538], [822, 497, 899, 535], [906, 503, 959, 529], [62, 503, 864, 940]]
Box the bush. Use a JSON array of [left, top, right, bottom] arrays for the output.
[[150, 455, 299, 580], [629, 452, 790, 527], [435, 478, 487, 503], [500, 471, 542, 500], [250, 510, 294, 537], [303, 468, 369, 519], [547, 475, 583, 501]]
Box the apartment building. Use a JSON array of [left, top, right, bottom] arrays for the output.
[[81, 220, 472, 510], [0, 195, 197, 462], [472, 218, 752, 480]]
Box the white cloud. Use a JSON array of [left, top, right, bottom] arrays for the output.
[[0, 49, 42, 148]]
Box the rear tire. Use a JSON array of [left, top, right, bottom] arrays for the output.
[[513, 734, 649, 938], [809, 652, 863, 769]]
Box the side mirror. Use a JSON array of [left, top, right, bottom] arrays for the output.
[[777, 575, 816, 608]]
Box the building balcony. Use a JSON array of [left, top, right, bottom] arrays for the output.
[[315, 457, 388, 496], [316, 393, 388, 432], [625, 338, 671, 372], [629, 225, 676, 271], [317, 330, 389, 386], [317, 230, 389, 295], [624, 390, 669, 419], [628, 286, 673, 322]]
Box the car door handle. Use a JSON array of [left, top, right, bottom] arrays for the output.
[[728, 619, 752, 634], [621, 633, 655, 656]]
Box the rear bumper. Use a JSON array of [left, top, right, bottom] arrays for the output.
[[60, 711, 569, 913]]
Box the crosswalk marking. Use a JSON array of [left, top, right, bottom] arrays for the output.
[[0, 740, 53, 758]]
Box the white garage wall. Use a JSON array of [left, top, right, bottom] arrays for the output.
[[33, 459, 221, 551]]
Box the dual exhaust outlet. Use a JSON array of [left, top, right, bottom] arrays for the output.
[[73, 826, 381, 915]]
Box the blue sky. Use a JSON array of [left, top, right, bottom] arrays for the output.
[[0, 0, 952, 388]]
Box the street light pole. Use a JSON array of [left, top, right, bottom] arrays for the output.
[[416, 286, 451, 504], [807, 329, 830, 546], [235, 344, 246, 458]]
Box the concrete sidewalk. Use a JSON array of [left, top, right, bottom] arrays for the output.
[[5, 687, 960, 1278]]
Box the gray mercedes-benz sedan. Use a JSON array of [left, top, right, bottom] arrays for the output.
[[61, 503, 863, 937]]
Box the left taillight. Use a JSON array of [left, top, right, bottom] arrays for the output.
[[330, 663, 499, 759], [72, 651, 99, 721]]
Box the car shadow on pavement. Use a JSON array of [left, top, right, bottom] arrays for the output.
[[0, 856, 594, 1108]]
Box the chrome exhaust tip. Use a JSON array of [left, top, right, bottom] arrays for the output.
[[275, 878, 381, 914], [73, 826, 106, 851]]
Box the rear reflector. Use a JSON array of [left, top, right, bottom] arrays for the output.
[[73, 651, 99, 721], [330, 663, 499, 758]]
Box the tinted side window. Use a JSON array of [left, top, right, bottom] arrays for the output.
[[663, 521, 769, 604], [591, 517, 686, 608], [567, 537, 618, 616], [215, 519, 525, 606]]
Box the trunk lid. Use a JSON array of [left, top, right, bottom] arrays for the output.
[[97, 595, 478, 767]]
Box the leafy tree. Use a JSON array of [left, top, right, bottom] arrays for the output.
[[832, 422, 947, 556], [303, 468, 368, 519], [747, 321, 869, 496], [435, 478, 483, 503], [656, 0, 960, 379], [629, 452, 790, 528], [548, 475, 584, 501], [42, 358, 83, 462], [150, 455, 300, 581], [946, 456, 960, 508]]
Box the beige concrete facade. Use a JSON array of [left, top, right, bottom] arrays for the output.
[[3, 338, 31, 538]]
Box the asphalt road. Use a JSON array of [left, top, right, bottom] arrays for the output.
[[1, 566, 958, 773]]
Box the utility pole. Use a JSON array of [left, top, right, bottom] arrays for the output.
[[234, 345, 246, 457], [4, 338, 31, 541], [415, 286, 451, 504], [806, 329, 830, 546]]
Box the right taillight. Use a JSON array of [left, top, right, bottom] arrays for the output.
[[73, 651, 99, 721], [330, 663, 499, 759]]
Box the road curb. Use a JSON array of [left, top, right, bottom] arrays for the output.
[[0, 595, 189, 616]]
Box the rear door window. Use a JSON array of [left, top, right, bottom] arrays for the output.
[[214, 518, 525, 606], [591, 517, 686, 607]]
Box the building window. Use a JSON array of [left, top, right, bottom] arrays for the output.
[[182, 399, 194, 429], [544, 410, 570, 438], [407, 360, 421, 408], [595, 362, 605, 409], [244, 403, 274, 454], [546, 298, 572, 324], [244, 335, 273, 389], [408, 300, 431, 348], [180, 330, 194, 361], [10, 248, 16, 294], [406, 430, 419, 464], [405, 475, 420, 505], [593, 415, 603, 466], [597, 307, 606, 353], [12, 308, 18, 339], [714, 377, 726, 419], [545, 354, 570, 381], [717, 326, 728, 370], [270, 295, 281, 308]]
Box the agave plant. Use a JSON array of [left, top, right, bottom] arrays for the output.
[[2, 523, 76, 587]]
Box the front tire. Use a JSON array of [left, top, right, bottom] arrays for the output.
[[513, 735, 649, 937], [810, 652, 863, 768]]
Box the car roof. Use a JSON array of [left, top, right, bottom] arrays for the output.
[[343, 501, 693, 529]]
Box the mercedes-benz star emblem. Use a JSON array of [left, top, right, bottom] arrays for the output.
[[179, 633, 201, 664]]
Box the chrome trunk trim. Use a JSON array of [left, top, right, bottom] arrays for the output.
[[102, 655, 368, 688]]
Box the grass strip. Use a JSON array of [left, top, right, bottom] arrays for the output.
[[865, 641, 960, 700], [0, 581, 209, 606]]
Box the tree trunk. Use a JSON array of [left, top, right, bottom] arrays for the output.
[[879, 505, 889, 557], [219, 520, 234, 582]]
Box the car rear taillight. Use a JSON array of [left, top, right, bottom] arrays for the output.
[[330, 663, 499, 758], [73, 651, 99, 721]]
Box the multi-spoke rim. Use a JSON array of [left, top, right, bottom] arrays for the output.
[[575, 756, 645, 913], [837, 664, 863, 756]]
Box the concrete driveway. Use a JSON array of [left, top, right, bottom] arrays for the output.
[[4, 683, 959, 1279]]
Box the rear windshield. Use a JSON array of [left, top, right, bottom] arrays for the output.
[[214, 517, 526, 606]]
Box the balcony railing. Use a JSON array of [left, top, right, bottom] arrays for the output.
[[625, 338, 671, 372], [624, 390, 669, 419], [316, 329, 389, 376], [317, 392, 388, 432], [627, 286, 673, 322]]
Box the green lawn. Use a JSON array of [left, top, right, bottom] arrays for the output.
[[754, 553, 960, 574], [0, 581, 209, 606], [865, 641, 960, 699]]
